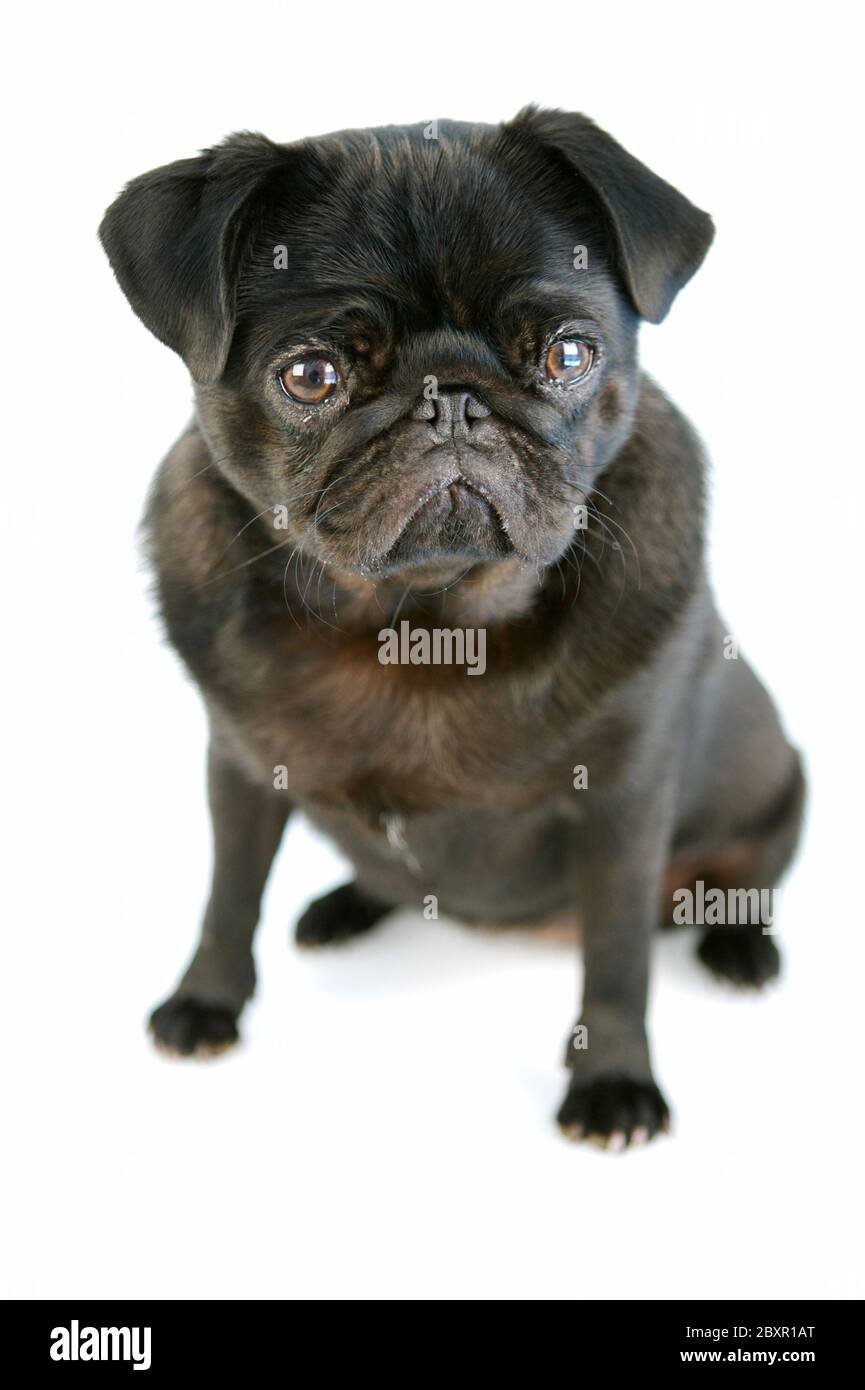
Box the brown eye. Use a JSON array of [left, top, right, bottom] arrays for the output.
[[545, 339, 593, 385], [279, 357, 339, 403]]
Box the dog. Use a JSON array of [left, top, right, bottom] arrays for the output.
[[100, 108, 804, 1147]]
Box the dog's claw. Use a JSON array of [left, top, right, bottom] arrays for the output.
[[557, 1074, 670, 1149], [149, 997, 239, 1058]]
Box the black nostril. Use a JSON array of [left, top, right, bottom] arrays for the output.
[[465, 392, 491, 420], [417, 388, 491, 434]]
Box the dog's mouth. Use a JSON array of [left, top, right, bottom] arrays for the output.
[[314, 433, 576, 581], [374, 474, 514, 575]]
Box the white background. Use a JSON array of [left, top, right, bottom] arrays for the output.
[[3, 0, 862, 1300]]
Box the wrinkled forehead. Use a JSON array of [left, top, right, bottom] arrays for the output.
[[237, 126, 623, 356]]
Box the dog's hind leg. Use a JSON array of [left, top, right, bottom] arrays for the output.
[[294, 881, 391, 947], [665, 755, 805, 987]]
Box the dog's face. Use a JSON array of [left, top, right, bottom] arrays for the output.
[[101, 110, 713, 581]]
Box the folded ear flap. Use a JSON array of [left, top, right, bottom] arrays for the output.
[[507, 107, 714, 323], [99, 133, 291, 383]]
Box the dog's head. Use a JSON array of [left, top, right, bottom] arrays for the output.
[[101, 110, 712, 581]]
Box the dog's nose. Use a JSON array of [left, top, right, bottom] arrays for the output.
[[413, 389, 492, 435]]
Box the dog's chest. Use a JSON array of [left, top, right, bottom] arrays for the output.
[[216, 616, 591, 815]]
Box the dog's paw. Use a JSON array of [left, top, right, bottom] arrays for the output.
[[697, 925, 781, 987], [294, 882, 385, 948], [556, 1074, 671, 1150], [149, 997, 239, 1058]]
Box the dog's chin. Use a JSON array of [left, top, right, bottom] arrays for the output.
[[370, 478, 513, 579], [310, 476, 576, 586]]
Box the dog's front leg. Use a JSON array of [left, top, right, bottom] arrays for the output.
[[149, 743, 291, 1057], [558, 785, 673, 1148]]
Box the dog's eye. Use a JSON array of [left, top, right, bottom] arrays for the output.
[[279, 358, 339, 404], [545, 339, 593, 385]]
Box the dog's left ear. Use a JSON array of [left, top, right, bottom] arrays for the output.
[[506, 107, 714, 323]]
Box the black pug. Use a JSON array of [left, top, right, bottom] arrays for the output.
[[100, 109, 804, 1148]]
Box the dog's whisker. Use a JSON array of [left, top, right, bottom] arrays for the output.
[[587, 503, 641, 579], [222, 483, 336, 555], [197, 534, 296, 588]]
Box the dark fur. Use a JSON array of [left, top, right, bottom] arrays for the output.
[[101, 109, 804, 1146]]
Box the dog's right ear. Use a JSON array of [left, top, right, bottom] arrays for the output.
[[99, 134, 293, 384]]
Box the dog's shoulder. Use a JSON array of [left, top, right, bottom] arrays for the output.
[[143, 423, 251, 685]]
